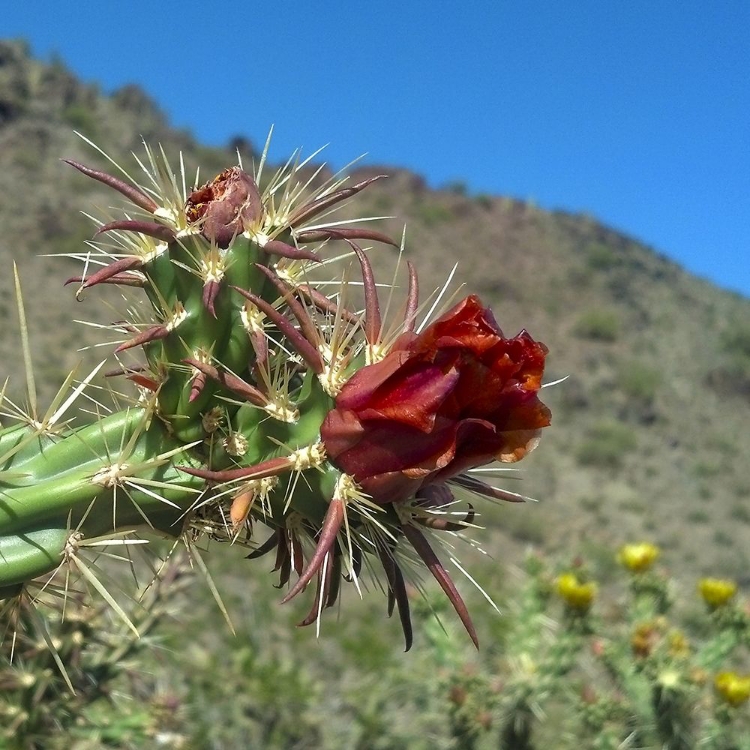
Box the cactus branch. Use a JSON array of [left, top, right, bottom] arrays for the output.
[[1, 137, 550, 651]]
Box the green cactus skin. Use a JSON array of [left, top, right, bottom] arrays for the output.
[[0, 138, 550, 649]]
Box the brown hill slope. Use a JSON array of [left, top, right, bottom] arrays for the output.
[[2, 38, 750, 580]]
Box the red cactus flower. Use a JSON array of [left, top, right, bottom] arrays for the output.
[[321, 294, 551, 504]]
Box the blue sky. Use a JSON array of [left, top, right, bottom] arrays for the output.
[[6, 2, 750, 296]]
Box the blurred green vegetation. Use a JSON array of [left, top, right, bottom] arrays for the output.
[[6, 543, 750, 749]]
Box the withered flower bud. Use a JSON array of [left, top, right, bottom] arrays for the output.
[[186, 167, 263, 248]]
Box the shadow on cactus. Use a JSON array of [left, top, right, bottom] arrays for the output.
[[0, 134, 550, 650]]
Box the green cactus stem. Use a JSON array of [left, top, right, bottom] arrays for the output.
[[0, 134, 551, 649]]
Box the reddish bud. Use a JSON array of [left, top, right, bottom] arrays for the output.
[[321, 295, 551, 504], [185, 167, 263, 248]]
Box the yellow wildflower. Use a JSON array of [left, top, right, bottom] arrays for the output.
[[715, 671, 750, 707], [698, 578, 737, 608], [556, 573, 597, 612], [618, 542, 660, 573]]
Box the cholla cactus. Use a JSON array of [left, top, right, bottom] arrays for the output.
[[0, 136, 550, 649]]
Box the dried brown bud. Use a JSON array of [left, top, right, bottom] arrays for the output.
[[185, 167, 263, 248]]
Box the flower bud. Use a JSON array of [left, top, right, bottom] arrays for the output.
[[185, 167, 263, 247]]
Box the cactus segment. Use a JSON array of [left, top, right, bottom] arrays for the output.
[[1, 137, 551, 649], [0, 527, 71, 588]]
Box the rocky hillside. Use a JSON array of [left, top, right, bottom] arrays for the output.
[[2, 38, 750, 580]]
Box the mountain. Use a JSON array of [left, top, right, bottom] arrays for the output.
[[2, 37, 750, 583]]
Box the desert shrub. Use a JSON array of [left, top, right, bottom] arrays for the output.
[[573, 308, 619, 342], [693, 460, 722, 479], [416, 201, 452, 225], [576, 421, 637, 468], [584, 241, 619, 271], [617, 360, 662, 402], [687, 509, 710, 524], [444, 180, 467, 196], [62, 103, 96, 135], [721, 323, 750, 359]]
